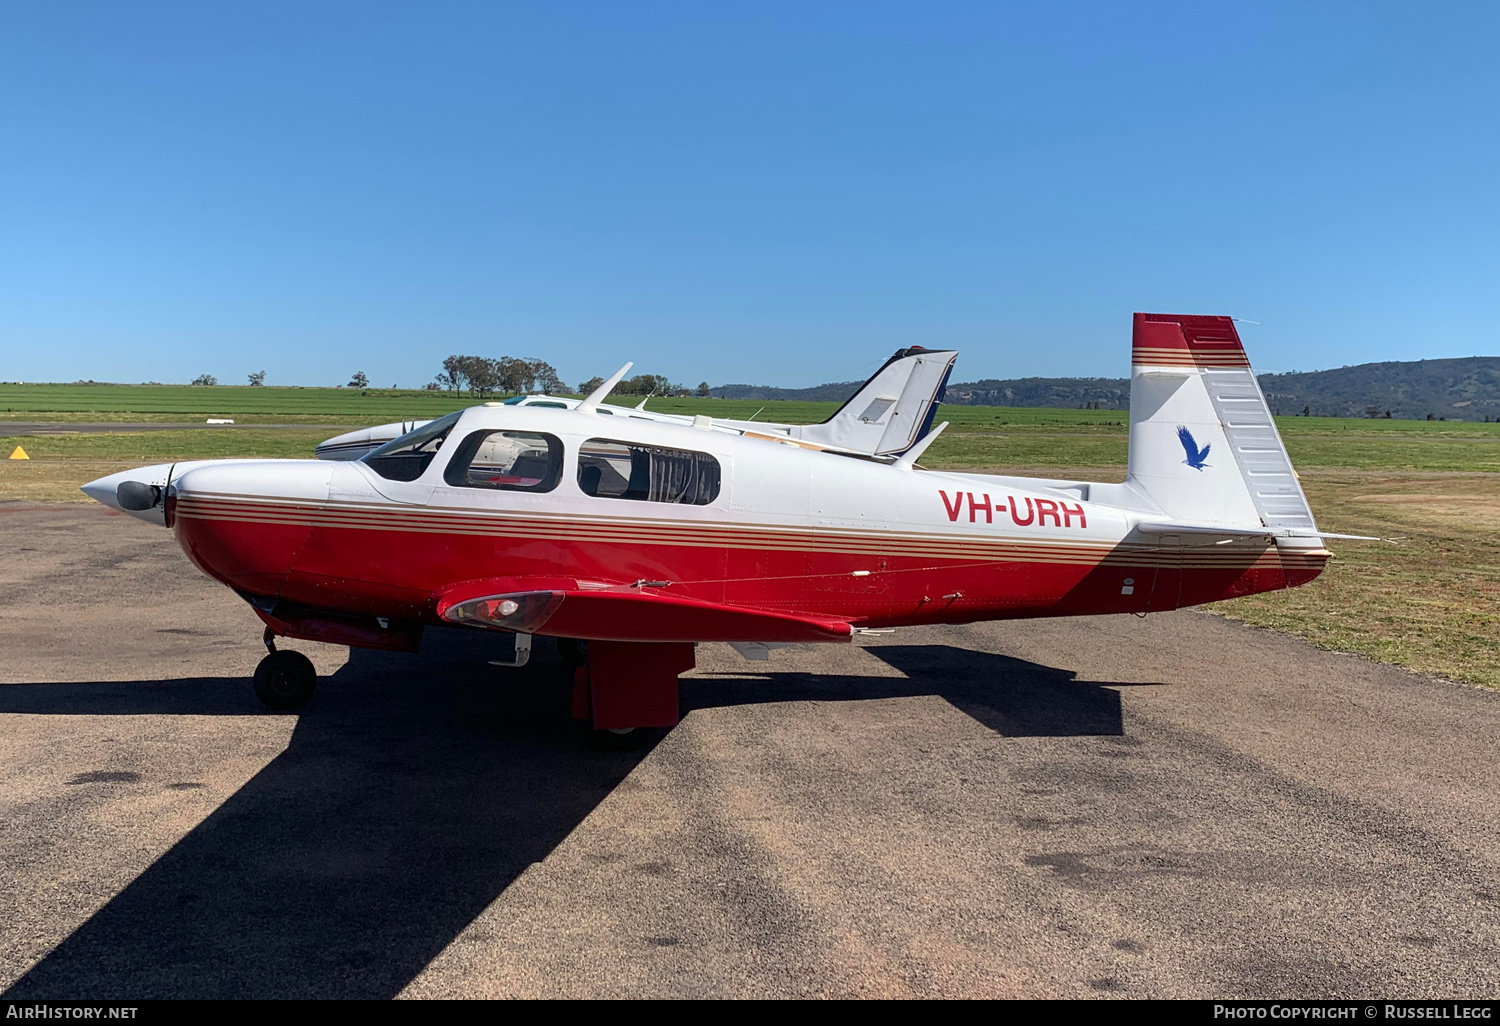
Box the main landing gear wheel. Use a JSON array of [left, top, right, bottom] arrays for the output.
[[592, 726, 658, 750], [253, 649, 317, 710]]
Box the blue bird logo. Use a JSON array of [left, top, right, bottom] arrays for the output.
[[1177, 426, 1211, 471]]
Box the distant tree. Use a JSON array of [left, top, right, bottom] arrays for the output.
[[1302, 405, 1311, 417], [1427, 413, 1435, 420], [1385, 410, 1392, 418], [466, 358, 501, 396], [191, 374, 218, 386], [577, 376, 605, 395], [697, 381, 711, 398], [247, 370, 266, 387], [1365, 405, 1381, 418], [529, 359, 564, 395], [495, 356, 533, 395], [449, 356, 489, 395], [348, 371, 369, 389], [423, 381, 440, 391], [441, 355, 468, 395], [616, 373, 674, 397]]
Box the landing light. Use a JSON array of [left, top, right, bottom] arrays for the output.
[[442, 591, 564, 633]]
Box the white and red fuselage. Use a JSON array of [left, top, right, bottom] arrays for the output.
[[81, 314, 1334, 727], [134, 406, 1322, 637]]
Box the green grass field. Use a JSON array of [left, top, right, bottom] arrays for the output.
[[0, 382, 1133, 428], [0, 383, 473, 422], [4, 383, 1497, 688]]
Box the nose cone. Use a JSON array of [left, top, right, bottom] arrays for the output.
[[81, 463, 178, 523]]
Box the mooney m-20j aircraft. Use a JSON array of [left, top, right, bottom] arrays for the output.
[[83, 315, 1359, 733]]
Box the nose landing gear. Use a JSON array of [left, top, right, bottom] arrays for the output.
[[253, 629, 317, 710]]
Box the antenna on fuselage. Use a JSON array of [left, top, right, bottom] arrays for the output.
[[577, 363, 633, 415], [891, 421, 949, 471]]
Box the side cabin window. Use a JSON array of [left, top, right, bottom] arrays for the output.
[[578, 438, 721, 505], [444, 431, 563, 492], [363, 411, 461, 481]]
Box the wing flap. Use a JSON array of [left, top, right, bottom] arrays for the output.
[[435, 577, 855, 643]]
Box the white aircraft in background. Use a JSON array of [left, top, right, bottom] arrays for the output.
[[313, 347, 959, 462]]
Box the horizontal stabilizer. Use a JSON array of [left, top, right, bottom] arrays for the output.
[[1135, 521, 1377, 541]]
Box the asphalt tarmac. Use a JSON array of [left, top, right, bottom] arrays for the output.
[[2, 502, 1497, 999]]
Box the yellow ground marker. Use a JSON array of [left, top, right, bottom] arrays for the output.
[[8, 446, 29, 460]]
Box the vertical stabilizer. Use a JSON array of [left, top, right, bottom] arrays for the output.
[[1126, 313, 1317, 536], [794, 347, 958, 455]]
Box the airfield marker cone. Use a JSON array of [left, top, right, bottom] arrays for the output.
[[8, 446, 28, 460]]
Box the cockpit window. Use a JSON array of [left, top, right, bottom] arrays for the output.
[[444, 431, 562, 492], [578, 438, 721, 505], [362, 411, 461, 481]]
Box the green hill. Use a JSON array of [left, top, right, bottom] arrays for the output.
[[717, 357, 1500, 421], [1255, 358, 1500, 421]]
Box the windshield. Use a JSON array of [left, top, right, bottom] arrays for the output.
[[362, 411, 462, 481]]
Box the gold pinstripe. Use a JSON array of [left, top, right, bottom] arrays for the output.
[[1130, 345, 1250, 368], [175, 493, 1329, 572]]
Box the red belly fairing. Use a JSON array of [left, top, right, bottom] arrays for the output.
[[172, 493, 1328, 632]]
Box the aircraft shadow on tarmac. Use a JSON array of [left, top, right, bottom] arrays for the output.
[[684, 643, 1137, 738], [0, 631, 1147, 999]]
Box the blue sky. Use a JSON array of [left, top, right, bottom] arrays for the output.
[[2, 1, 1496, 389]]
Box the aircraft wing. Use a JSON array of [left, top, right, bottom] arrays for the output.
[[435, 577, 855, 643]]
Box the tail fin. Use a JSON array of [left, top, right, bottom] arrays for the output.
[[1126, 313, 1319, 537], [795, 347, 958, 456]]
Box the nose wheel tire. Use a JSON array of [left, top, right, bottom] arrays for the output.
[[253, 650, 318, 710]]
